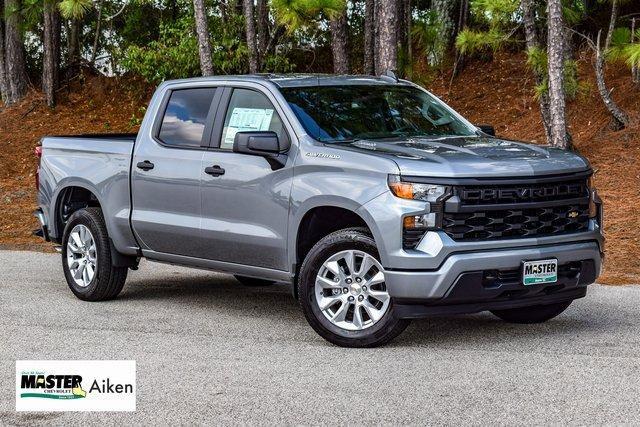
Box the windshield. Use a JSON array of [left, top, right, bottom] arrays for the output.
[[280, 85, 477, 142]]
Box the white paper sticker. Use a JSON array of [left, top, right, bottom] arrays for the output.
[[224, 107, 274, 146]]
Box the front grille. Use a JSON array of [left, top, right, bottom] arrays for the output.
[[443, 203, 589, 240], [440, 176, 590, 242], [401, 174, 591, 248]]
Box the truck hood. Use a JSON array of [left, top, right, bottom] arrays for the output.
[[331, 136, 590, 177]]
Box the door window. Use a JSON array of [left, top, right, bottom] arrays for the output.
[[220, 89, 286, 150], [158, 88, 217, 148]]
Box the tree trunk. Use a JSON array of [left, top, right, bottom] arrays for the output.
[[4, 0, 27, 104], [256, 0, 269, 56], [67, 18, 80, 79], [0, 0, 9, 104], [376, 0, 398, 75], [431, 0, 456, 66], [451, 0, 470, 79], [594, 0, 628, 129], [631, 18, 638, 83], [43, 1, 60, 107], [546, 0, 569, 148], [329, 7, 349, 74], [90, 0, 103, 67], [521, 0, 551, 143], [193, 0, 214, 76], [243, 0, 259, 73], [397, 0, 411, 77], [363, 0, 375, 74]]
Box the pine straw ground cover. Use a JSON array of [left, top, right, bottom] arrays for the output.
[[1, 57, 638, 284]]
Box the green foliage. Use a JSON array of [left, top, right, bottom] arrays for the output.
[[271, 0, 345, 32], [526, 46, 547, 76], [625, 42, 640, 68], [455, 0, 516, 58], [58, 0, 92, 19], [605, 27, 640, 69], [411, 10, 440, 60], [533, 59, 588, 102], [455, 28, 507, 55], [120, 18, 201, 83], [470, 0, 519, 27]]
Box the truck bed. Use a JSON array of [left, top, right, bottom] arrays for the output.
[[37, 133, 139, 253]]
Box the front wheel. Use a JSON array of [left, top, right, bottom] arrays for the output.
[[298, 228, 410, 348], [491, 300, 573, 324]]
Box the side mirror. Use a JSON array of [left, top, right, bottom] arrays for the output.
[[476, 124, 496, 137], [233, 131, 288, 170]]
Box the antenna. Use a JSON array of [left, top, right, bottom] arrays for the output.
[[381, 69, 399, 82]]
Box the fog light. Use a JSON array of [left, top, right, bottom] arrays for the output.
[[403, 213, 437, 229]]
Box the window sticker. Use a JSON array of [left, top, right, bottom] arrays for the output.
[[224, 107, 274, 147]]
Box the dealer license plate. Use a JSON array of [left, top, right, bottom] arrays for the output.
[[522, 259, 558, 285]]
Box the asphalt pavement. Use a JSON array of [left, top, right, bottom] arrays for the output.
[[1, 250, 639, 425]]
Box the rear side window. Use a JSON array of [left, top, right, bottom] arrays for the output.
[[158, 88, 216, 148]]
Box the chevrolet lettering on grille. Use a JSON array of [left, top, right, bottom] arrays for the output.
[[462, 183, 585, 202]]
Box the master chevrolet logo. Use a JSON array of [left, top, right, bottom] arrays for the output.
[[568, 211, 579, 218]]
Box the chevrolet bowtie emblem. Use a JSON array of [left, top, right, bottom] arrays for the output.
[[568, 211, 579, 218]]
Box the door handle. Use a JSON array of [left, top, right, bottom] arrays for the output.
[[204, 165, 225, 176], [136, 160, 154, 171]]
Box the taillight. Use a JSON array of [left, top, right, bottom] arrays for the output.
[[35, 146, 42, 189]]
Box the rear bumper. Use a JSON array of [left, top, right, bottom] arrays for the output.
[[384, 240, 601, 316]]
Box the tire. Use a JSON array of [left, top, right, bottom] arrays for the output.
[[491, 300, 573, 324], [234, 275, 276, 287], [61, 207, 128, 301], [297, 227, 410, 348]]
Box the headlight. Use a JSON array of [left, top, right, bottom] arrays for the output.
[[389, 175, 453, 245], [387, 175, 450, 202], [587, 175, 603, 225]]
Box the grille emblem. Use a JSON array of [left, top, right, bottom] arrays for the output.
[[568, 211, 579, 218]]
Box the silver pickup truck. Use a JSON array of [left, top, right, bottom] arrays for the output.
[[34, 74, 604, 347]]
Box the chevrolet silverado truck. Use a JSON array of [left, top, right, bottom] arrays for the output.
[[34, 74, 604, 347]]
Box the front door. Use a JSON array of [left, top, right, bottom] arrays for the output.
[[131, 87, 219, 257], [200, 87, 294, 270]]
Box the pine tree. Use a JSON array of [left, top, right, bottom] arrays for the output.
[[4, 0, 28, 104], [547, 0, 570, 148], [193, 0, 214, 76], [243, 0, 259, 73], [376, 0, 398, 74], [43, 0, 61, 107], [329, 6, 349, 74]]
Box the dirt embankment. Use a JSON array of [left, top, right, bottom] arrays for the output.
[[1, 56, 638, 284]]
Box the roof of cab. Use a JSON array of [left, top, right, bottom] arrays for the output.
[[261, 74, 412, 88], [162, 74, 413, 89]]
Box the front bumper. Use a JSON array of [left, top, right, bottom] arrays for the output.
[[383, 240, 601, 316]]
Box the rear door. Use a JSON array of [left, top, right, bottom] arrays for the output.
[[131, 86, 221, 256], [199, 86, 294, 270]]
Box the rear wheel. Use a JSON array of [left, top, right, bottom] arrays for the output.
[[234, 275, 276, 287], [491, 301, 573, 324], [298, 228, 410, 348], [61, 207, 128, 301]]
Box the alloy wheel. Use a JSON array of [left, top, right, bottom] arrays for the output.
[[314, 250, 390, 331], [66, 224, 97, 288]]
